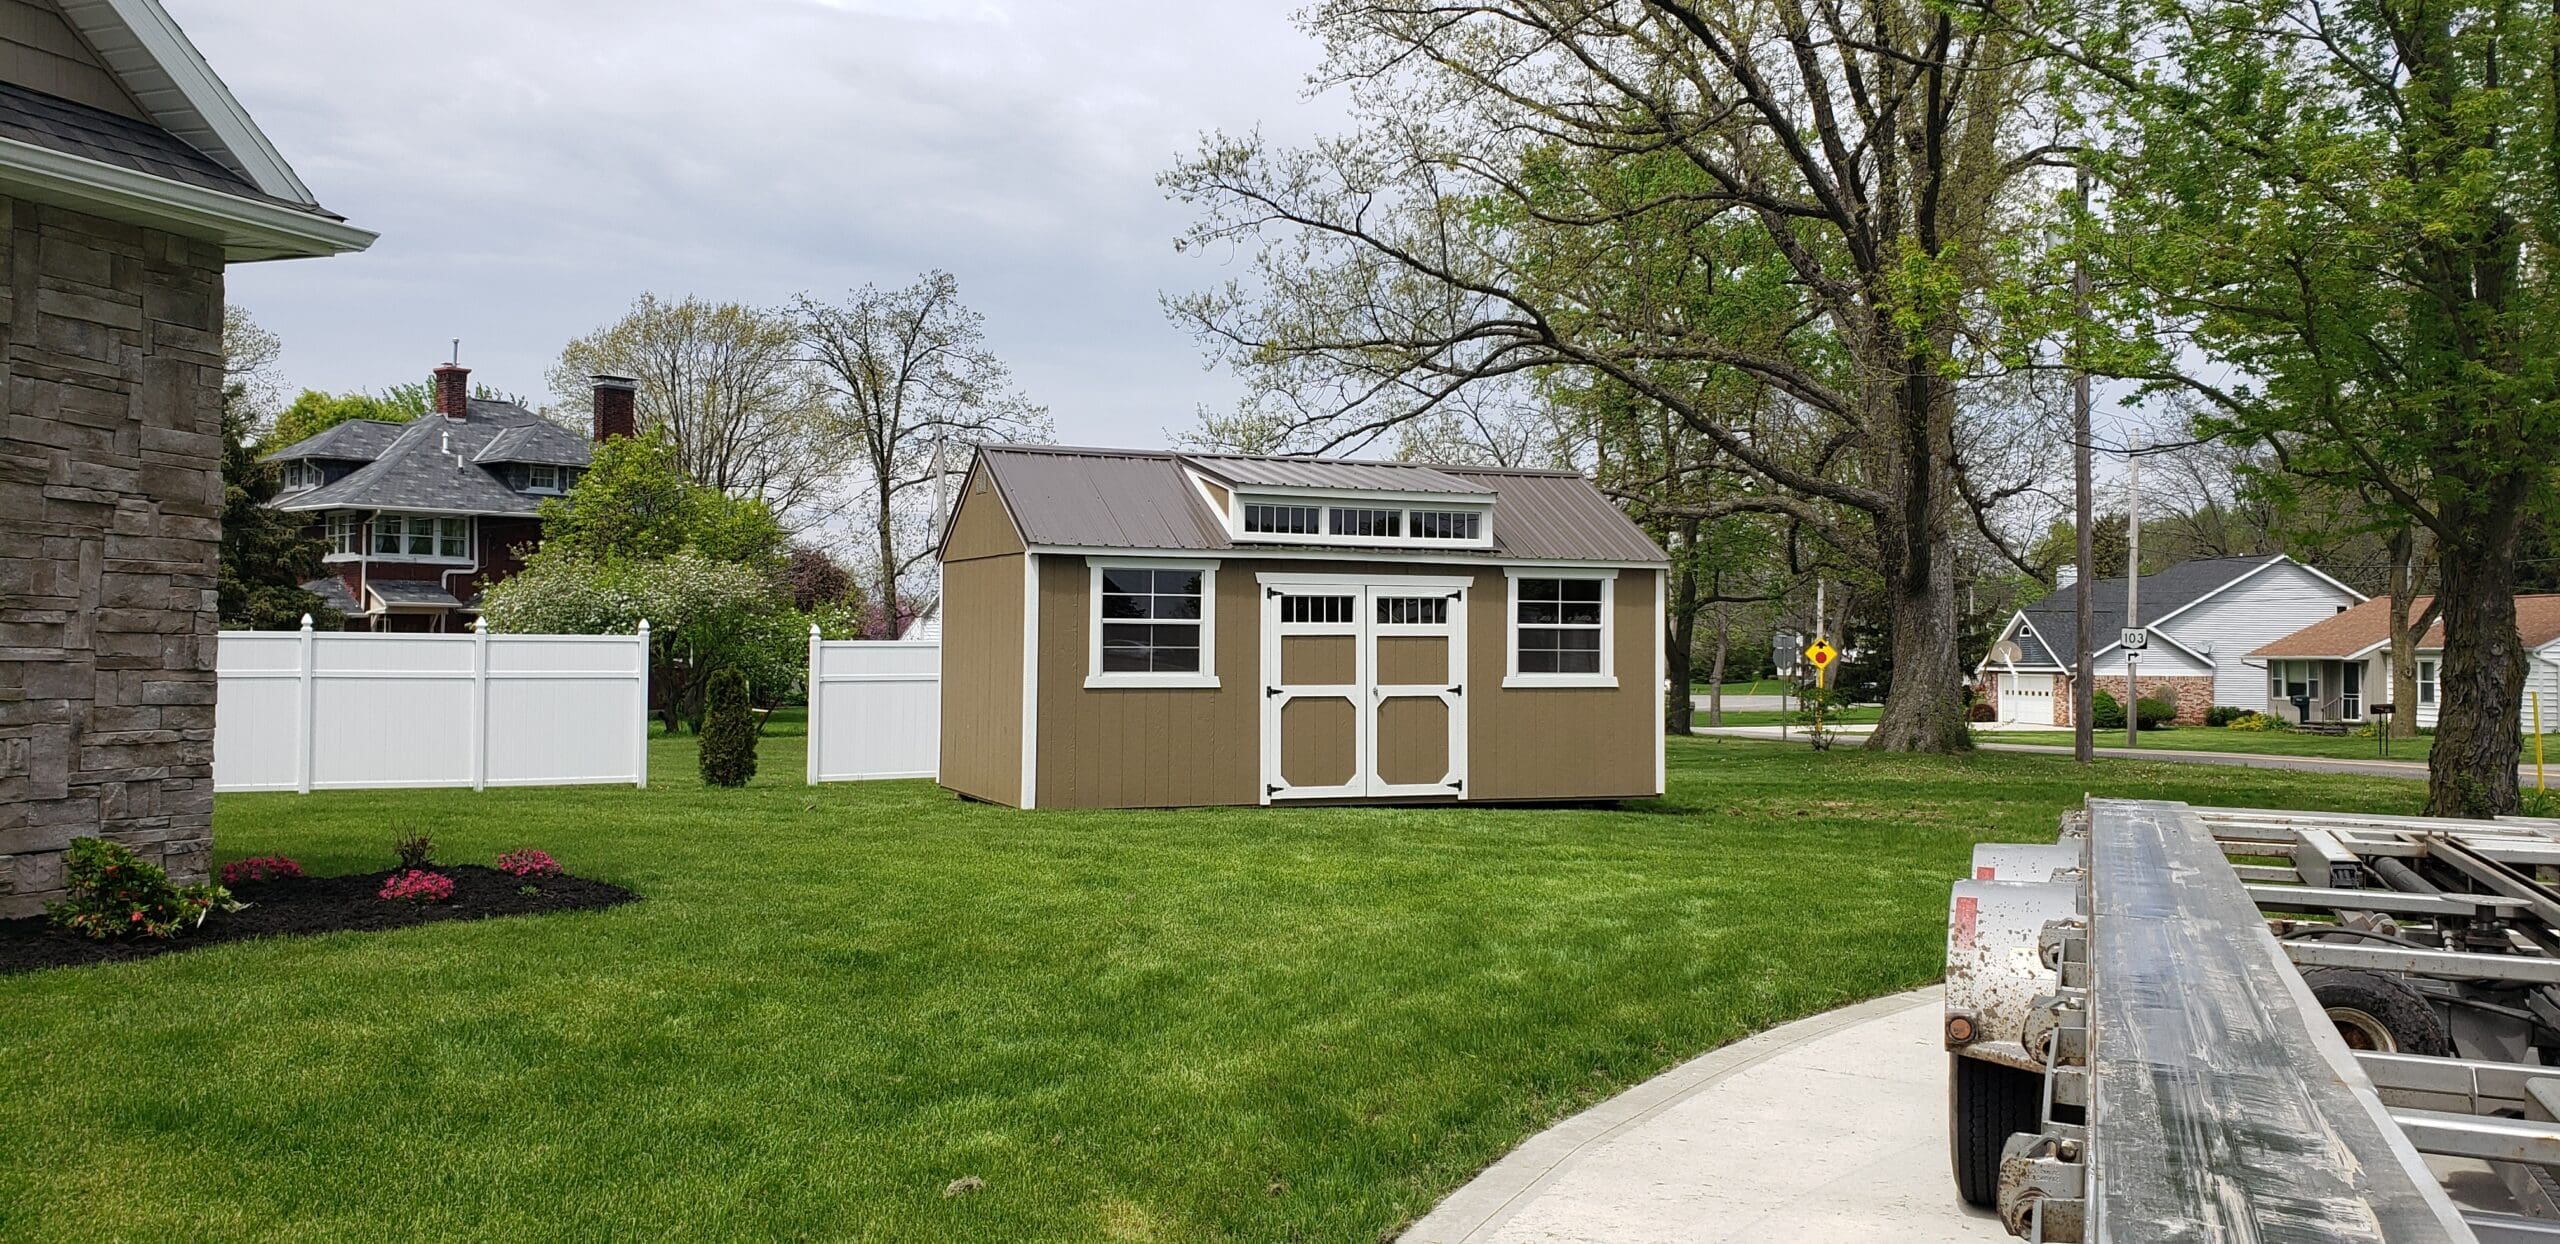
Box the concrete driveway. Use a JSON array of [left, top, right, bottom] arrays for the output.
[[1404, 988, 2003, 1244]]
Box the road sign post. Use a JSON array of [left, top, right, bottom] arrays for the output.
[[1803, 638, 1838, 745]]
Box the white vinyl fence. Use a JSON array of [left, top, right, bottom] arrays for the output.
[[807, 632, 940, 783], [215, 618, 651, 793]]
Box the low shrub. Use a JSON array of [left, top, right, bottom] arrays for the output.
[[377, 870, 455, 903], [393, 834, 435, 871], [2092, 690, 2126, 731], [496, 849, 561, 879], [2204, 705, 2247, 727], [2135, 694, 2179, 731], [219, 856, 302, 886], [2225, 711, 2287, 732], [1967, 701, 1997, 723], [47, 838, 232, 941]]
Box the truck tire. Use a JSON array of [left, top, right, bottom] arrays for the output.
[[1951, 1055, 2042, 1209], [2299, 967, 2449, 1056]]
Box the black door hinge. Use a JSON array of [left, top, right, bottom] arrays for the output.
[[1267, 685, 1282, 697], [1448, 685, 1463, 695], [1267, 783, 1283, 796]]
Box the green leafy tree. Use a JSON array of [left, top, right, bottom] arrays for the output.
[[263, 388, 415, 451], [218, 386, 338, 630], [2062, 0, 2560, 814], [534, 435, 788, 571], [698, 667, 759, 787]]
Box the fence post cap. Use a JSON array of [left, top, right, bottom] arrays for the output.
[[299, 613, 313, 631], [473, 616, 487, 633], [636, 618, 651, 634], [810, 623, 822, 637]]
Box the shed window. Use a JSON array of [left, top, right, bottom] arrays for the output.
[[1329, 507, 1401, 538], [1411, 510, 1480, 540], [1090, 563, 1218, 687], [1281, 594, 1354, 624], [1508, 574, 1613, 685], [1244, 503, 1321, 535]]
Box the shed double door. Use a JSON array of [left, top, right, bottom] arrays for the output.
[[1260, 577, 1469, 802]]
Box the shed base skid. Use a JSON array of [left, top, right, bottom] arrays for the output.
[[1947, 799, 2560, 1242]]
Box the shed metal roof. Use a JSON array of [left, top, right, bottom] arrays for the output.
[[972, 445, 1664, 564]]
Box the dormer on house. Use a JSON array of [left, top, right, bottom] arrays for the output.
[[261, 366, 638, 631]]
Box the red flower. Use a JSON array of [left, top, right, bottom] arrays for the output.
[[129, 910, 143, 922]]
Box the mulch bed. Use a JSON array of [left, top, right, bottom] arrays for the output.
[[0, 865, 637, 976]]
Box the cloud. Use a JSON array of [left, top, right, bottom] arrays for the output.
[[187, 0, 1340, 445]]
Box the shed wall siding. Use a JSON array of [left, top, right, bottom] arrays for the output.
[[943, 464, 1025, 562], [2167, 562, 2362, 707], [1031, 555, 1659, 809], [934, 542, 1024, 804], [0, 197, 226, 916]]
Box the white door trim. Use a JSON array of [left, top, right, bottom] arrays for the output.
[[1259, 575, 1469, 802]]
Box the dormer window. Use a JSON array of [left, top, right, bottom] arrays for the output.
[[1243, 503, 1320, 535], [1218, 488, 1493, 550], [280, 460, 323, 491], [526, 464, 566, 493], [1413, 511, 1481, 540]]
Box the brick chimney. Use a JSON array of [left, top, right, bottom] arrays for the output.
[[433, 363, 470, 420], [591, 374, 637, 443]]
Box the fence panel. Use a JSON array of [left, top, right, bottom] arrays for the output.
[[214, 618, 649, 793], [808, 633, 940, 783]]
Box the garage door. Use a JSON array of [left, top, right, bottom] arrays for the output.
[[1999, 673, 2054, 724]]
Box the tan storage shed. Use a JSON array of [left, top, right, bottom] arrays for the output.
[[936, 445, 1669, 810]]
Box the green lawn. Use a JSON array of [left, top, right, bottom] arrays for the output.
[[1989, 727, 2479, 762], [0, 725, 2424, 1241], [1698, 706, 1884, 727]]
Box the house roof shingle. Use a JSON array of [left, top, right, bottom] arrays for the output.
[[2250, 594, 2560, 658], [973, 444, 1666, 564], [2013, 556, 2292, 667], [263, 417, 404, 463], [0, 79, 283, 204], [268, 399, 589, 517]]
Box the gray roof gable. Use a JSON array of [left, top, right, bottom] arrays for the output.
[[2014, 556, 2292, 668], [262, 417, 404, 463], [272, 399, 584, 517], [972, 444, 1665, 564]]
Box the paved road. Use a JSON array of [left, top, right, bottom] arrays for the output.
[[1690, 725, 2549, 783], [1404, 988, 2002, 1244]]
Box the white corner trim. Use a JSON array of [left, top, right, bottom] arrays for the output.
[[1020, 552, 1040, 809], [1085, 558, 1221, 690], [0, 135, 373, 260], [1654, 567, 1667, 797]]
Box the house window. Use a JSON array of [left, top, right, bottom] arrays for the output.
[[2419, 659, 2438, 706], [1376, 596, 1448, 625], [526, 464, 565, 493], [1329, 507, 1401, 538], [280, 460, 323, 491], [1244, 503, 1321, 535], [1509, 573, 1612, 684], [2268, 662, 2285, 700], [1089, 563, 1218, 687], [325, 513, 360, 556], [1411, 510, 1480, 540], [371, 514, 469, 562]]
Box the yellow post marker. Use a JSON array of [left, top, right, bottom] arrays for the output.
[[1804, 638, 1838, 742]]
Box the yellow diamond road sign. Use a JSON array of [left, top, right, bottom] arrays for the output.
[[1804, 638, 1837, 669]]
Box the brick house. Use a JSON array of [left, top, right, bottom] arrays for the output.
[[0, 0, 370, 916], [261, 369, 634, 632], [1974, 555, 2364, 726]]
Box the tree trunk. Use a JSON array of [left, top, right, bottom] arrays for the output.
[[2386, 525, 2428, 740], [1665, 526, 1699, 735], [2429, 535, 2525, 817], [1862, 366, 1971, 753], [1706, 605, 1729, 727], [875, 483, 901, 640]]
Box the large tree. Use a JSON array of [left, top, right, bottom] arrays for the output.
[[551, 294, 839, 529], [1163, 0, 2057, 752], [794, 272, 1049, 637], [2065, 0, 2560, 813]]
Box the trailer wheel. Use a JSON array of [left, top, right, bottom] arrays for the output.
[[1950, 1055, 2042, 1208], [2299, 967, 2448, 1056]]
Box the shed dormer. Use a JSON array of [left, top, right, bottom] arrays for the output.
[[1178, 454, 1497, 551]]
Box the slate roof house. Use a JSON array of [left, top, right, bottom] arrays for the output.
[[936, 445, 1669, 810], [261, 370, 634, 631], [2247, 595, 2560, 732], [1974, 555, 2364, 726], [0, 0, 370, 915]]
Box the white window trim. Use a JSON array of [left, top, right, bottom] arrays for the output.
[[280, 459, 322, 491], [2418, 658, 2439, 706], [367, 512, 474, 565], [524, 464, 567, 494], [1503, 566, 1617, 688], [1085, 558, 1220, 689], [1217, 484, 1496, 551]]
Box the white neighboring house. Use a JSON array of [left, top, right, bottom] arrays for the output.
[[1974, 555, 2365, 726], [901, 597, 942, 643], [2246, 595, 2560, 732]]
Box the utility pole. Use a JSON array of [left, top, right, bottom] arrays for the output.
[[2073, 167, 2095, 765], [2125, 434, 2143, 749]]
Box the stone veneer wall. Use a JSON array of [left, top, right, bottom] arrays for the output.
[[2080, 674, 2215, 726], [0, 196, 225, 917]]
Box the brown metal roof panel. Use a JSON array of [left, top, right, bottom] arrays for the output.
[[1444, 468, 1668, 563], [984, 448, 1230, 551], [1182, 454, 1495, 495]]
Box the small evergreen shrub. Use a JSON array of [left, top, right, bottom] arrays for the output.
[[47, 838, 232, 940], [392, 834, 435, 870], [699, 667, 759, 787], [2204, 705, 2247, 727], [2092, 689, 2126, 730], [2136, 694, 2179, 731], [377, 870, 455, 903], [219, 856, 302, 886], [1967, 701, 1997, 723], [496, 849, 561, 879]]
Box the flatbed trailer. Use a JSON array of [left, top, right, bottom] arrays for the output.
[[1946, 798, 2560, 1241]]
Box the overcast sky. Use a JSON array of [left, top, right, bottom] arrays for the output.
[[183, 0, 1335, 448]]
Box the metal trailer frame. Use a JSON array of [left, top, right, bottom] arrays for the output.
[[1946, 798, 2560, 1242]]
